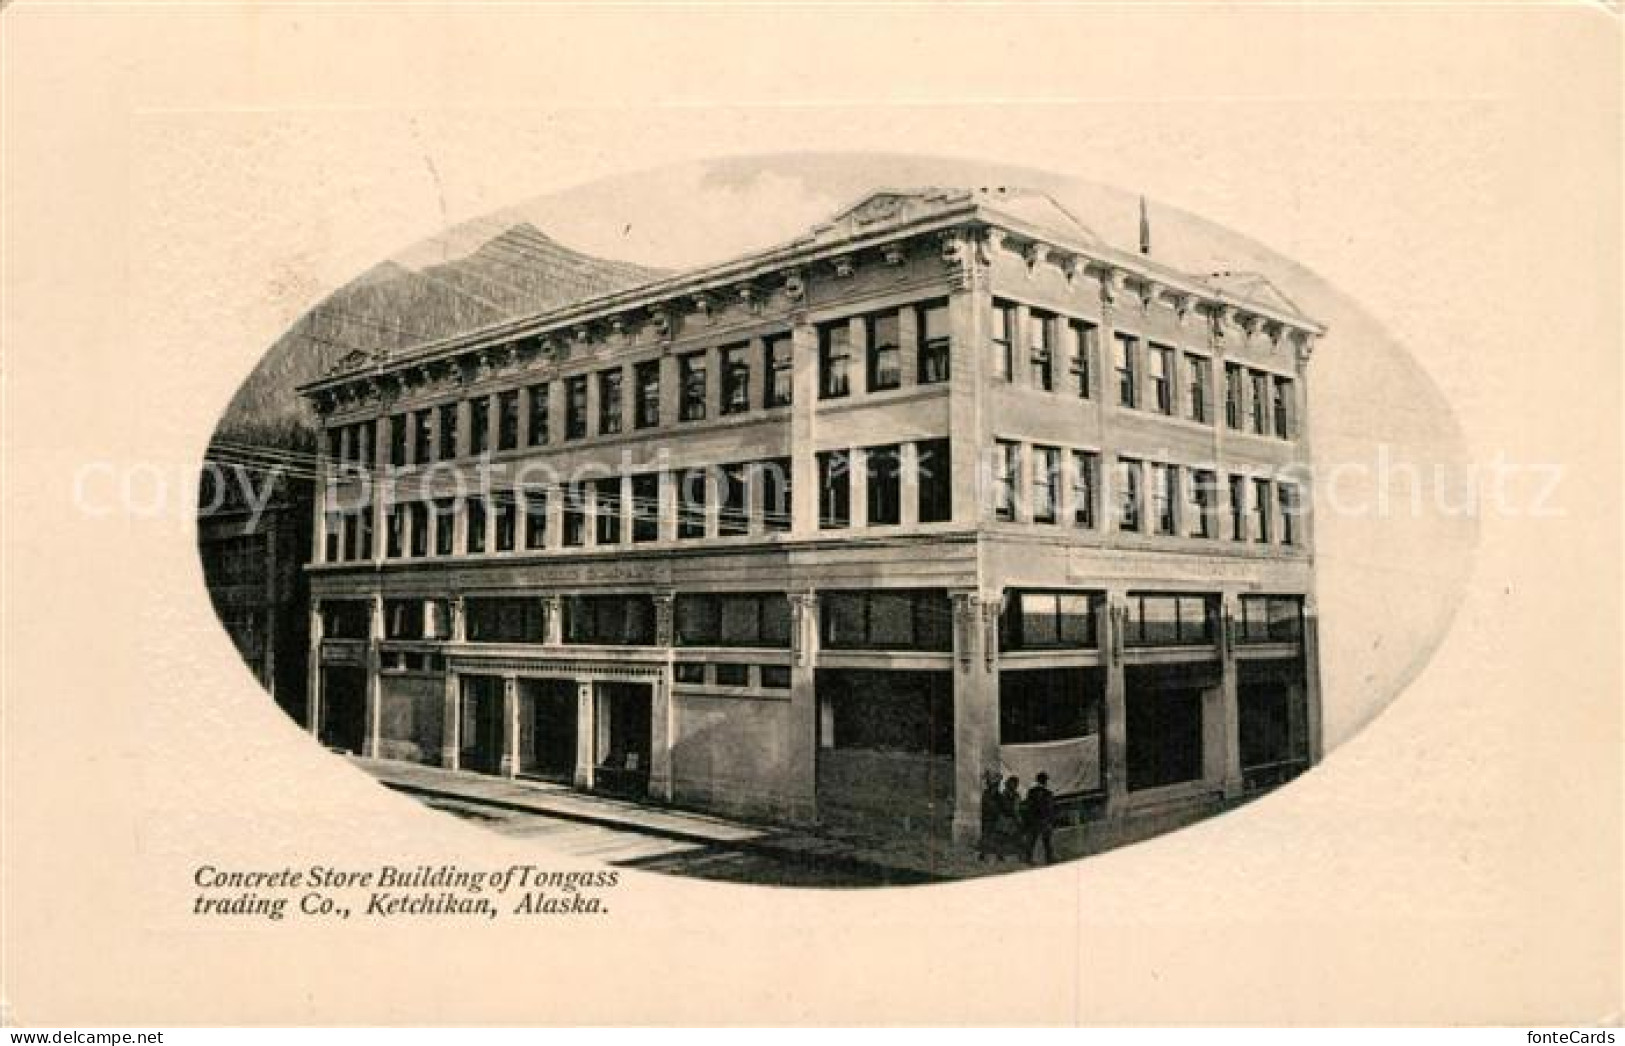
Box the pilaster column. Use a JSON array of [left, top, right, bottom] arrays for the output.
[[449, 595, 466, 642], [897, 304, 918, 389], [1102, 593, 1129, 813], [659, 352, 681, 427], [440, 671, 461, 769], [1219, 594, 1243, 797], [899, 441, 920, 527], [542, 593, 564, 646], [546, 484, 565, 551], [789, 319, 820, 536], [784, 591, 820, 823], [648, 674, 675, 802], [499, 674, 520, 778], [584, 369, 601, 438], [1303, 595, 1324, 765], [949, 589, 1001, 846], [848, 447, 868, 529], [1012, 304, 1032, 389], [703, 345, 721, 421], [703, 466, 721, 538], [573, 680, 596, 790], [657, 470, 678, 542], [455, 397, 472, 459], [519, 385, 535, 448], [306, 600, 324, 737], [848, 315, 869, 398], [362, 594, 384, 757], [946, 287, 988, 525]]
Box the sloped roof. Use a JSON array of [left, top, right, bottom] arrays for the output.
[[1203, 271, 1304, 316], [806, 186, 1103, 249]]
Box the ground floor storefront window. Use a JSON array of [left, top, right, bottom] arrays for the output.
[[1125, 662, 1216, 791], [815, 669, 954, 828], [999, 667, 1103, 795], [1238, 658, 1310, 789]]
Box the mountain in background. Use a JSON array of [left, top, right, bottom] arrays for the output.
[[214, 223, 667, 449]]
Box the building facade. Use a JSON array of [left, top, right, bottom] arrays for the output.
[[298, 188, 1324, 846]]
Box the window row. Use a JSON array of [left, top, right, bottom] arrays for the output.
[[816, 439, 952, 529], [673, 662, 792, 690], [818, 300, 952, 399]]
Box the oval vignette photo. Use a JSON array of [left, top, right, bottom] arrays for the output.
[[196, 153, 1476, 888]]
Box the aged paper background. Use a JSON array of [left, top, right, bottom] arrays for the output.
[[2, 3, 1620, 1026]]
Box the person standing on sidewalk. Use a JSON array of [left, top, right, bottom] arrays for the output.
[[1023, 772, 1058, 865]]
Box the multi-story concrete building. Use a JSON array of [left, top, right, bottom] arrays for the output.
[[298, 187, 1324, 847]]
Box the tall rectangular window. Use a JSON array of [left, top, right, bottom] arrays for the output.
[[994, 440, 1020, 522], [465, 496, 487, 554], [1029, 311, 1055, 391], [765, 334, 793, 408], [409, 501, 429, 557], [1250, 370, 1269, 434], [631, 473, 660, 542], [595, 478, 623, 545], [469, 397, 490, 455], [1032, 445, 1060, 524], [523, 490, 547, 549], [494, 495, 517, 552], [718, 463, 749, 536], [438, 402, 459, 459], [1229, 475, 1248, 541], [1189, 469, 1217, 538], [866, 444, 901, 526], [1151, 463, 1177, 534], [1117, 458, 1143, 532], [760, 457, 792, 532], [720, 343, 751, 414], [527, 383, 550, 446], [1253, 478, 1273, 543], [867, 312, 901, 391], [434, 498, 455, 555], [635, 360, 661, 429], [413, 408, 434, 463], [385, 503, 404, 558], [1225, 363, 1244, 430], [679, 351, 707, 421], [819, 322, 852, 399], [598, 369, 623, 435], [991, 301, 1015, 382], [917, 301, 950, 384], [388, 414, 407, 467], [1273, 376, 1294, 439], [565, 376, 588, 439], [562, 484, 587, 546], [1279, 482, 1300, 546], [1069, 320, 1095, 398], [1071, 450, 1098, 529], [496, 390, 519, 451], [1114, 334, 1139, 408], [818, 451, 850, 529], [1186, 354, 1211, 423], [1149, 344, 1174, 414], [916, 438, 951, 523], [677, 468, 707, 539]]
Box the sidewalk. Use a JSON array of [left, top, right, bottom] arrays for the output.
[[354, 757, 1004, 883]]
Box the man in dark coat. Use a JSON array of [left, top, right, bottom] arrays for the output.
[[1023, 772, 1058, 865]]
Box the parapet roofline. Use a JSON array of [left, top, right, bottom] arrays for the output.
[[297, 191, 1324, 395]]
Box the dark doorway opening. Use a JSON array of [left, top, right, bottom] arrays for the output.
[[460, 675, 503, 775], [1125, 665, 1209, 791], [595, 682, 651, 799], [520, 678, 578, 781], [319, 666, 367, 754], [1239, 659, 1309, 789]]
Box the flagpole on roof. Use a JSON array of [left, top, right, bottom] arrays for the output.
[[1139, 195, 1152, 256]]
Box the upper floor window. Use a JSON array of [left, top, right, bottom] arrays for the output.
[[465, 597, 544, 644], [917, 301, 950, 384], [675, 593, 792, 648], [1186, 354, 1211, 424], [527, 383, 549, 446], [718, 462, 749, 537], [565, 376, 588, 440], [677, 467, 707, 539], [1253, 478, 1273, 543], [1071, 450, 1098, 529], [413, 408, 434, 463], [469, 397, 490, 455], [765, 333, 794, 408], [867, 312, 901, 392], [1250, 370, 1269, 434], [1114, 334, 1139, 408], [760, 457, 792, 532], [994, 440, 1020, 522], [1029, 312, 1055, 391], [818, 450, 851, 529], [819, 322, 852, 399], [1116, 457, 1143, 532], [1148, 344, 1174, 414], [991, 301, 1016, 382], [1150, 463, 1178, 535], [1224, 363, 1244, 430], [1001, 590, 1097, 650], [523, 491, 547, 549], [1278, 482, 1301, 546], [1229, 475, 1248, 541], [1273, 376, 1294, 439], [384, 598, 450, 640], [821, 589, 952, 651], [465, 496, 487, 554], [720, 343, 751, 415], [916, 438, 952, 524], [564, 594, 655, 646], [631, 473, 660, 542], [385, 504, 404, 558], [598, 369, 623, 436], [865, 444, 902, 526], [679, 351, 707, 422], [1124, 593, 1216, 646], [408, 501, 429, 557], [497, 390, 520, 451], [320, 599, 370, 640], [1068, 320, 1095, 399], [635, 361, 661, 429], [494, 496, 517, 552], [1189, 469, 1217, 539], [1032, 445, 1060, 524], [562, 484, 587, 547], [595, 478, 623, 545], [434, 498, 455, 556], [388, 414, 407, 467]]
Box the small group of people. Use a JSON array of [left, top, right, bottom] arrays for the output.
[[976, 770, 1059, 865]]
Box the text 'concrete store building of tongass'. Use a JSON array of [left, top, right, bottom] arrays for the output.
[[298, 187, 1324, 849]]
